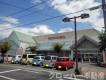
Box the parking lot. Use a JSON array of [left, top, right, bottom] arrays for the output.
[[1, 63, 106, 80], [0, 63, 93, 80]]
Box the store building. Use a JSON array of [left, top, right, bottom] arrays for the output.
[[2, 31, 36, 56], [0, 29, 100, 62], [33, 29, 100, 62]]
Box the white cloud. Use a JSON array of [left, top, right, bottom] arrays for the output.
[[92, 18, 104, 31], [0, 16, 55, 39], [50, 0, 103, 31], [0, 23, 14, 39], [31, 0, 45, 9], [0, 17, 20, 39], [58, 27, 73, 33], [29, 25, 55, 35], [1, 16, 19, 24], [0, 21, 55, 39]]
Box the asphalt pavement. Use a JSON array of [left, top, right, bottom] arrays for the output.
[[0, 64, 77, 80], [0, 63, 105, 80]]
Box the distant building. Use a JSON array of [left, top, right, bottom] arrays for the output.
[[6, 31, 36, 56]]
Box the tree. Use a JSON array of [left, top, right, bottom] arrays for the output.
[[28, 46, 37, 54], [53, 43, 64, 57], [98, 32, 106, 52], [0, 42, 11, 63]]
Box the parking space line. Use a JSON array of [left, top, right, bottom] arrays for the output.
[[0, 75, 16, 80], [0, 69, 22, 74], [1, 64, 50, 73], [23, 69, 38, 73]]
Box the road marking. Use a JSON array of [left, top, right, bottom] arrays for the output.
[[0, 75, 16, 80], [0, 69, 22, 74], [64, 77, 84, 80], [0, 64, 50, 73], [23, 69, 38, 73]]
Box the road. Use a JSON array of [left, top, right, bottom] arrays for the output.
[[0, 64, 76, 80], [0, 63, 105, 80]]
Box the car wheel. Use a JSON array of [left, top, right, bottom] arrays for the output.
[[41, 63, 44, 66], [27, 61, 30, 65]]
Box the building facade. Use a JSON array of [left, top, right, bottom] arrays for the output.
[[7, 31, 36, 56], [33, 29, 100, 62], [0, 29, 100, 62]]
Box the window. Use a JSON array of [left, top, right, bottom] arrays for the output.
[[34, 56, 40, 59], [18, 56, 21, 58], [57, 58, 69, 62], [66, 58, 69, 61], [45, 56, 51, 60], [41, 57, 45, 59], [52, 57, 57, 60], [28, 55, 35, 58], [22, 55, 26, 58]]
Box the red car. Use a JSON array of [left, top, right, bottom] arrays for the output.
[[54, 57, 75, 70]]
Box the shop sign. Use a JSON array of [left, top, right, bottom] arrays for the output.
[[48, 36, 65, 40]]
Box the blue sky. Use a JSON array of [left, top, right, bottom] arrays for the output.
[[0, 0, 104, 39]]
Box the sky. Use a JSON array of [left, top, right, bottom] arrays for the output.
[[0, 0, 104, 39]]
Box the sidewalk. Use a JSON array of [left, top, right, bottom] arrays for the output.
[[80, 63, 106, 80]]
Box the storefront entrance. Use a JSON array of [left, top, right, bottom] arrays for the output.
[[81, 53, 97, 62]]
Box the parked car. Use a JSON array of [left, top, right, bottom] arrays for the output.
[[8, 55, 13, 63], [21, 54, 36, 64], [54, 57, 75, 70], [32, 55, 45, 66], [43, 55, 58, 68], [11, 55, 22, 64], [0, 56, 3, 63]]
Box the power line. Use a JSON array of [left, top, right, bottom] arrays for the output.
[[5, 0, 48, 17], [0, 5, 101, 32], [0, 1, 25, 9], [18, 4, 102, 27], [17, 10, 52, 19], [19, 1, 74, 18], [0, 0, 66, 19], [0, 4, 102, 32], [0, 1, 53, 18]]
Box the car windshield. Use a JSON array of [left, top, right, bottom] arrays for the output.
[[57, 58, 69, 62], [41, 57, 45, 59], [45, 56, 51, 60], [34, 56, 40, 59]]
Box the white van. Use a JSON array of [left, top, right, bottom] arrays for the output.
[[21, 54, 36, 64], [43, 55, 58, 68], [11, 55, 22, 64]]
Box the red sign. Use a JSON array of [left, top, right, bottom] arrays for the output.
[[48, 36, 65, 40]]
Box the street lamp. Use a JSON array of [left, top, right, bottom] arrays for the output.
[[63, 13, 89, 75]]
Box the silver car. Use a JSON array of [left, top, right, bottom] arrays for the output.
[[43, 55, 58, 68], [32, 56, 45, 66]]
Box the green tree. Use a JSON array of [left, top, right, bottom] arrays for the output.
[[28, 46, 37, 54], [0, 42, 11, 63], [53, 43, 64, 56], [98, 32, 106, 52]]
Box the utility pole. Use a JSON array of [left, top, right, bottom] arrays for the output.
[[102, 0, 106, 32], [63, 13, 89, 75]]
